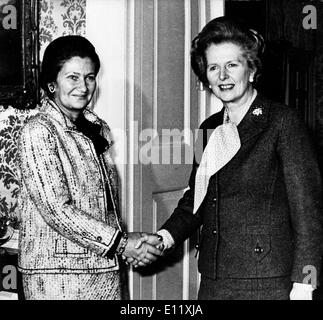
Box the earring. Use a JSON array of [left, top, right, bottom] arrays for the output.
[[249, 78, 254, 83], [48, 84, 55, 93]]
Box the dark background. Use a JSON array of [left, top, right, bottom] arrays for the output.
[[226, 0, 323, 171], [226, 0, 323, 299], [0, 0, 22, 85]]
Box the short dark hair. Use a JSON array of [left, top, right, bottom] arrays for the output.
[[40, 35, 100, 97], [191, 16, 265, 88]]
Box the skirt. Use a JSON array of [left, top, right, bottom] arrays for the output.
[[22, 271, 122, 300], [198, 276, 293, 300]]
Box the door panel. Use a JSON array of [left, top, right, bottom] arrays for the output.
[[128, 0, 223, 300], [157, 1, 185, 131]]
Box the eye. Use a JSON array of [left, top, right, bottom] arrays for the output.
[[86, 75, 96, 82], [227, 63, 238, 69], [208, 65, 219, 72], [68, 75, 79, 81]]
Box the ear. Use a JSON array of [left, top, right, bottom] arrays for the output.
[[48, 83, 56, 93], [249, 69, 256, 83]]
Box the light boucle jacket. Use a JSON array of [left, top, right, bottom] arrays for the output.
[[17, 99, 122, 274]]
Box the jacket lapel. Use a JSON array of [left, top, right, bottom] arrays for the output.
[[42, 98, 103, 131], [237, 93, 270, 144]]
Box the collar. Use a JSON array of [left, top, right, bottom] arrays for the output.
[[236, 92, 270, 143], [40, 98, 102, 130]]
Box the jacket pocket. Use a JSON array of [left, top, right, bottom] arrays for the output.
[[221, 232, 271, 262], [54, 238, 89, 258]]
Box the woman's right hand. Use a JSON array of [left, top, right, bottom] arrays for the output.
[[122, 232, 164, 267]]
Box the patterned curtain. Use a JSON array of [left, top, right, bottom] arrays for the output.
[[39, 0, 86, 59], [0, 108, 38, 225], [0, 0, 87, 224]]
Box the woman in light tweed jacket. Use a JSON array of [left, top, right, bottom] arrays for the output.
[[17, 36, 162, 300]]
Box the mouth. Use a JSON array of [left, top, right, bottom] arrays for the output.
[[73, 95, 88, 99], [218, 84, 235, 91]]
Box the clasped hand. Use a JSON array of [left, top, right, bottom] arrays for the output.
[[122, 232, 164, 268]]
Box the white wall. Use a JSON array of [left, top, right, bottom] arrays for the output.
[[199, 0, 225, 120], [210, 0, 225, 118], [86, 0, 128, 217]]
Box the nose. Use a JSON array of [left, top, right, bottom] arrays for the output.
[[219, 67, 228, 81], [77, 78, 88, 93]]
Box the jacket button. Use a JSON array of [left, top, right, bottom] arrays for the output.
[[97, 236, 102, 242], [212, 229, 217, 235], [212, 197, 217, 202], [254, 245, 264, 254]]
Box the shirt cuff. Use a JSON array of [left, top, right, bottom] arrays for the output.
[[103, 230, 122, 258], [290, 282, 314, 300], [157, 229, 175, 250], [293, 282, 315, 291]]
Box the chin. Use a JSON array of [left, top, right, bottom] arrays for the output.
[[217, 93, 237, 103], [219, 89, 246, 101], [72, 102, 89, 110]]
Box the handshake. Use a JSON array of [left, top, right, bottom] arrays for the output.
[[119, 232, 166, 268]]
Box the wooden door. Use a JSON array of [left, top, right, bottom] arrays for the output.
[[125, 0, 224, 300]]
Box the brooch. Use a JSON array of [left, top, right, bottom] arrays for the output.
[[252, 107, 263, 116]]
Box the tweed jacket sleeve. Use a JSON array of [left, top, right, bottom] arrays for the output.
[[277, 108, 323, 284], [17, 119, 121, 257]]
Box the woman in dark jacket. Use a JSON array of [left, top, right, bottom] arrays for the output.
[[138, 17, 323, 300]]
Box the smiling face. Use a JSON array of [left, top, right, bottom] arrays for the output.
[[51, 56, 97, 121], [206, 42, 255, 108]]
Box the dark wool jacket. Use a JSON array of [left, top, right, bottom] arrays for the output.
[[161, 93, 323, 284]]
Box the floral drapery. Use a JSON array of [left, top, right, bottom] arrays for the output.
[[40, 0, 86, 58], [0, 0, 87, 222], [0, 107, 38, 223]]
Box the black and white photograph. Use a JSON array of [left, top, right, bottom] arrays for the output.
[[0, 0, 322, 308]]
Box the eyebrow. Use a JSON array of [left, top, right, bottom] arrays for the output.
[[64, 71, 95, 76], [207, 59, 243, 67]]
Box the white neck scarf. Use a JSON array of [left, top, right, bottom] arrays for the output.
[[193, 90, 257, 214]]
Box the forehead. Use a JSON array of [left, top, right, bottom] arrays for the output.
[[59, 56, 95, 74], [205, 42, 246, 64]]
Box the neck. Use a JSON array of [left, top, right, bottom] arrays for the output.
[[225, 88, 256, 125], [53, 99, 81, 122]]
